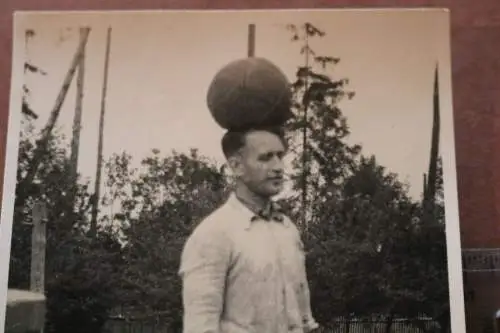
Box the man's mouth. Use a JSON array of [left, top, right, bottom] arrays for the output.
[[269, 177, 284, 182]]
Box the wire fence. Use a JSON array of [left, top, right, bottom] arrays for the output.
[[103, 316, 440, 333]]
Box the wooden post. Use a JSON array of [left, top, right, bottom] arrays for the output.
[[30, 201, 47, 331], [90, 27, 112, 238], [302, 26, 310, 232], [20, 27, 91, 207], [247, 24, 255, 57], [68, 28, 87, 208], [30, 202, 47, 293]]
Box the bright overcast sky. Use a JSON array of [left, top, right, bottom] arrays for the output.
[[16, 9, 451, 200]]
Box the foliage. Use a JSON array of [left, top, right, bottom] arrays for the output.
[[415, 157, 450, 331], [306, 156, 423, 320], [101, 148, 229, 329], [10, 119, 124, 333], [45, 229, 124, 333], [282, 22, 450, 332], [284, 22, 361, 225]]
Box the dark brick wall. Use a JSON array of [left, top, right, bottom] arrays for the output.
[[464, 272, 500, 333], [453, 24, 500, 249]]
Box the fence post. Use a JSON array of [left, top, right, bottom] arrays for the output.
[[30, 201, 47, 332]]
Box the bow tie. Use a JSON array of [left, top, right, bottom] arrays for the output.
[[251, 202, 284, 222], [235, 194, 285, 223]]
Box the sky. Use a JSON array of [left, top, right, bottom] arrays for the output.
[[17, 9, 449, 200]]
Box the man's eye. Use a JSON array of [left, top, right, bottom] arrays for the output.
[[258, 152, 284, 161]]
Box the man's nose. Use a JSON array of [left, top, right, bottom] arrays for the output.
[[271, 156, 284, 174]]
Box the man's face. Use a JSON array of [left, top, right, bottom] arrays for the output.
[[232, 130, 286, 197]]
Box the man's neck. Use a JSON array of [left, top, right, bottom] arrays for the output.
[[234, 184, 271, 215]]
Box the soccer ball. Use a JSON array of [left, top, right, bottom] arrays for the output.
[[206, 57, 294, 130]]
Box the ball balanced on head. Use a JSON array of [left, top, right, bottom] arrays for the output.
[[207, 57, 294, 130]]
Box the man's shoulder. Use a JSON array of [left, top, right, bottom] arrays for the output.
[[280, 215, 305, 242], [188, 201, 232, 239], [281, 214, 300, 229], [179, 203, 234, 274]]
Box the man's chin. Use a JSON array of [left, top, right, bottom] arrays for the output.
[[265, 186, 283, 197], [249, 183, 283, 198]]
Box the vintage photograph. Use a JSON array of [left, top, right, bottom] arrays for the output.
[[0, 9, 463, 333]]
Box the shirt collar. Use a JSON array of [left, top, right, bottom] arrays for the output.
[[226, 193, 290, 230]]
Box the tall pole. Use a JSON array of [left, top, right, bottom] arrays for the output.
[[248, 24, 255, 57], [68, 28, 87, 209], [19, 27, 91, 206], [302, 25, 310, 231], [90, 27, 112, 238]]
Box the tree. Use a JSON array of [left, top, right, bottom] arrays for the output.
[[284, 22, 360, 229], [282, 22, 366, 321], [45, 229, 124, 333], [416, 157, 451, 333], [101, 148, 229, 329], [10, 122, 70, 289], [305, 156, 423, 323], [283, 22, 450, 333], [10, 118, 124, 333]]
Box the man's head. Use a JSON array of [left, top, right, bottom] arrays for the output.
[[222, 126, 287, 198]]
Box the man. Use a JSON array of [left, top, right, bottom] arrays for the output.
[[179, 125, 319, 333]]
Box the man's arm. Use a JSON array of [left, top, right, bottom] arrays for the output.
[[179, 225, 231, 333], [301, 276, 320, 332], [291, 224, 320, 332]]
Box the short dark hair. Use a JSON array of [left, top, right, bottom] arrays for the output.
[[221, 126, 287, 159]]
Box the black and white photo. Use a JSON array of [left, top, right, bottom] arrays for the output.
[[0, 9, 464, 333]]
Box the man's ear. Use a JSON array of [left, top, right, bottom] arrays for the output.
[[227, 154, 244, 178]]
